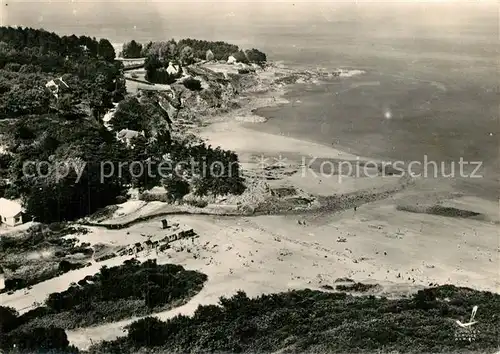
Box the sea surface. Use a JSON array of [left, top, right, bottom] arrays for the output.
[[5, 1, 499, 198]]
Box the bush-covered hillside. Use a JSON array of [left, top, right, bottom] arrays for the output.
[[0, 26, 124, 120], [0, 28, 249, 224], [1, 97, 244, 223], [91, 286, 500, 353], [9, 259, 207, 331]]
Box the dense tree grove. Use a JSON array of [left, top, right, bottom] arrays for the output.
[[245, 48, 267, 65], [0, 27, 248, 223], [3, 116, 129, 222], [1, 102, 244, 223], [90, 285, 500, 354], [144, 54, 182, 84], [142, 38, 266, 84], [178, 38, 240, 61], [0, 26, 124, 120], [0, 27, 112, 60], [111, 96, 146, 132], [121, 40, 143, 58], [233, 50, 250, 64]]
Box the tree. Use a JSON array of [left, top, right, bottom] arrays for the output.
[[245, 48, 267, 65], [232, 50, 249, 64], [179, 45, 194, 65], [12, 327, 70, 352], [141, 41, 176, 60], [163, 173, 190, 201], [128, 317, 167, 347], [144, 54, 161, 82], [206, 49, 215, 61], [97, 38, 115, 62], [0, 306, 19, 333], [122, 40, 143, 58], [3, 86, 51, 117], [56, 93, 83, 119], [183, 77, 202, 91], [111, 97, 145, 132], [144, 55, 179, 85]]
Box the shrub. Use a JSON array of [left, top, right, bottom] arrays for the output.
[[183, 77, 202, 91], [0, 306, 19, 333], [20, 260, 208, 329], [163, 174, 190, 201], [115, 195, 128, 204], [8, 327, 72, 352], [138, 191, 171, 203], [128, 317, 166, 347], [58, 260, 84, 273]]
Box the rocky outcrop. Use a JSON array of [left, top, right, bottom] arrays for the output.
[[137, 62, 350, 132], [166, 65, 243, 122]]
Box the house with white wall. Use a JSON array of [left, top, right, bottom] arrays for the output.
[[0, 198, 24, 227]]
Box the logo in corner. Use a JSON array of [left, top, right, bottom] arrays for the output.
[[454, 305, 480, 342]]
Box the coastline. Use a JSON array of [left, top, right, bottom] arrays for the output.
[[195, 62, 499, 214], [1, 61, 498, 352], [0, 15, 498, 353], [196, 63, 374, 162]]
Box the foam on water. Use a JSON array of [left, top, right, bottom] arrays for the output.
[[337, 69, 366, 77]]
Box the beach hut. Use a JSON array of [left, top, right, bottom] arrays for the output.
[[161, 219, 169, 229], [227, 55, 237, 64]]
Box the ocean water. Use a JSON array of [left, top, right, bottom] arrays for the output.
[[5, 1, 498, 198]]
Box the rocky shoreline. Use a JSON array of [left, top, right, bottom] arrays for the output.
[[116, 60, 372, 217]]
